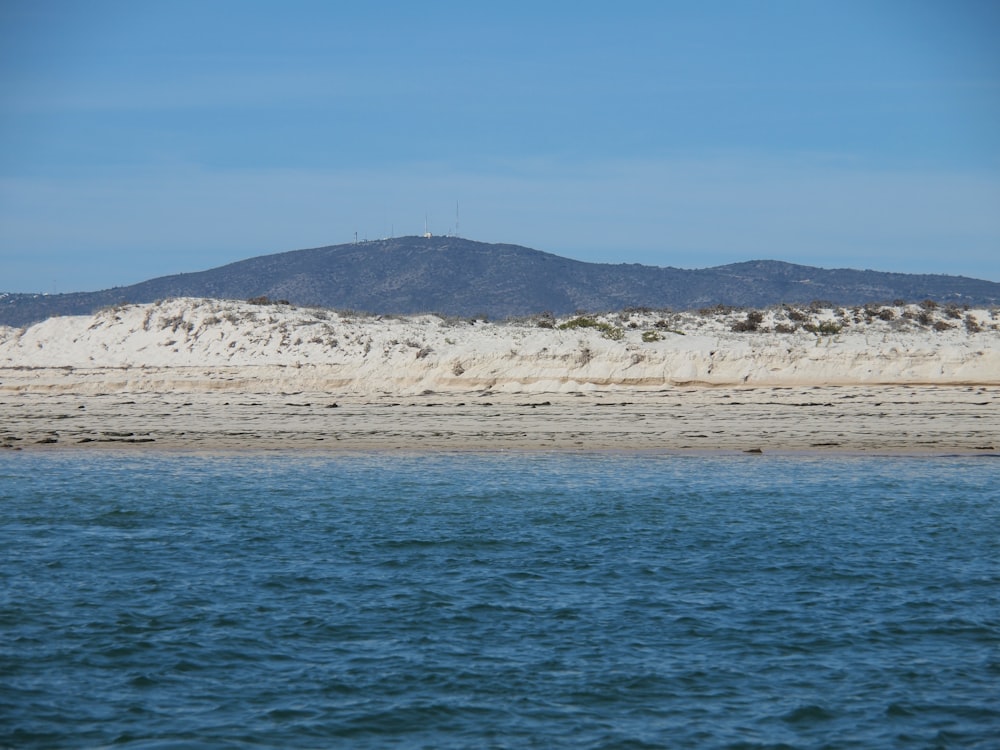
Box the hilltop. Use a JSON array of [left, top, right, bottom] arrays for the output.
[[2, 236, 999, 327]]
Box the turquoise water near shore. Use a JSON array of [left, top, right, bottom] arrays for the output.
[[2, 452, 998, 748]]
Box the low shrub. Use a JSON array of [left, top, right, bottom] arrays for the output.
[[804, 321, 843, 335], [786, 308, 809, 322], [159, 314, 193, 333], [731, 311, 764, 332], [558, 316, 624, 340], [558, 316, 600, 330]]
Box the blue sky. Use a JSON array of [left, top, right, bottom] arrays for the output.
[[2, 0, 999, 293]]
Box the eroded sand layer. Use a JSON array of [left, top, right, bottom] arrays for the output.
[[3, 299, 999, 391], [3, 384, 996, 453]]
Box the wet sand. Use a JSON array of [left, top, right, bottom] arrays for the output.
[[3, 383, 997, 454]]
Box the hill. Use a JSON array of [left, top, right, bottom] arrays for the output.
[[2, 236, 998, 327]]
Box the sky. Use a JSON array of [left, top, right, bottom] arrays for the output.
[[1, 0, 999, 293]]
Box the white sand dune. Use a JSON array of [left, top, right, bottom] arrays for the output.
[[1, 297, 998, 394]]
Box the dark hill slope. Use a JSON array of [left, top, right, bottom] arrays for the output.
[[2, 236, 998, 327]]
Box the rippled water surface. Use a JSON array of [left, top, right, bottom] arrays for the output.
[[2, 451, 998, 748]]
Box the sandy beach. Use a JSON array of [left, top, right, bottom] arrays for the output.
[[2, 298, 997, 453], [0, 381, 997, 454]]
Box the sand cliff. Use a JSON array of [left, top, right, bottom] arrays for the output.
[[1, 297, 997, 395]]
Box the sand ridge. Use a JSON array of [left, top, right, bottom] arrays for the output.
[[2, 297, 998, 390]]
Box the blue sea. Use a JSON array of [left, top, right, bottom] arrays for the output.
[[2, 451, 998, 749]]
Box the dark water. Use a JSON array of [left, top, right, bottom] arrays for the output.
[[1, 451, 998, 749]]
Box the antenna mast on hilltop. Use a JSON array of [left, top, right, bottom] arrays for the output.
[[423, 214, 432, 238], [455, 201, 460, 237]]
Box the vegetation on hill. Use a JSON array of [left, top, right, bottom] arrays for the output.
[[2, 236, 998, 327]]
